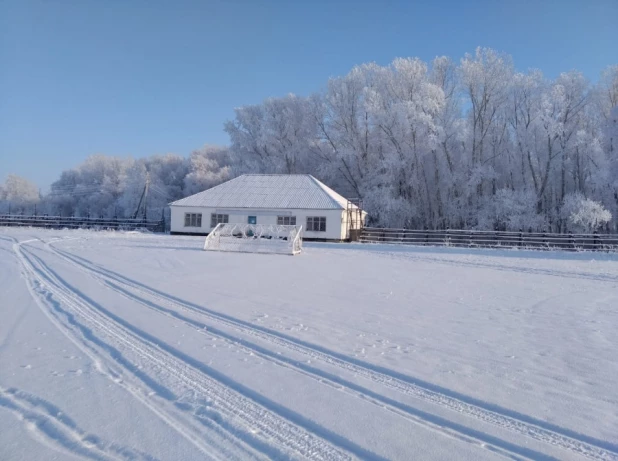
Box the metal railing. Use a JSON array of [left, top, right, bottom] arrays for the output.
[[360, 227, 618, 252], [204, 223, 303, 255]]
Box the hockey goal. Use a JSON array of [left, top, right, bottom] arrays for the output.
[[203, 223, 303, 255]]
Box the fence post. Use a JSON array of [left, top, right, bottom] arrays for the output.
[[569, 232, 575, 251], [519, 228, 523, 248], [542, 229, 547, 248], [593, 230, 599, 250], [424, 226, 428, 245], [468, 229, 472, 247]]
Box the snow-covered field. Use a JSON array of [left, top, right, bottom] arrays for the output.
[[1, 228, 618, 461]]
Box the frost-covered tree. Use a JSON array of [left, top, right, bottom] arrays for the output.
[[0, 174, 40, 213], [183, 145, 231, 195], [225, 94, 319, 175], [33, 48, 618, 233], [459, 47, 513, 210], [223, 50, 617, 232], [562, 193, 612, 233], [48, 155, 128, 217], [41, 146, 233, 219]]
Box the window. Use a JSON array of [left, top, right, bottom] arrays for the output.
[[210, 213, 229, 228], [248, 216, 257, 224], [306, 216, 326, 232], [277, 216, 296, 225], [184, 213, 202, 227]]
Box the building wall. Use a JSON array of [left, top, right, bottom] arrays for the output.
[[170, 206, 349, 240]]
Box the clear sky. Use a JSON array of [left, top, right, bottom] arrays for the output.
[[1, 0, 617, 190]]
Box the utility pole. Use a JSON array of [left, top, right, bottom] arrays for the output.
[[143, 172, 150, 221], [132, 172, 150, 220]]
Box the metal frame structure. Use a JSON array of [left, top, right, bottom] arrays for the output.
[[203, 223, 303, 255], [346, 198, 365, 241]]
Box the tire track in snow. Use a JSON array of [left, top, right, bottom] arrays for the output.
[[16, 242, 374, 461], [0, 387, 157, 461], [48, 242, 618, 461]]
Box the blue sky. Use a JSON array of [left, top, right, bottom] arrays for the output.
[[1, 0, 616, 190]]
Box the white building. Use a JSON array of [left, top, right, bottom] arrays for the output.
[[168, 174, 366, 241]]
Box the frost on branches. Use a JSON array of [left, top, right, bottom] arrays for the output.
[[225, 49, 618, 233], [2, 49, 617, 233], [0, 146, 232, 220], [562, 193, 613, 233], [0, 174, 40, 213]]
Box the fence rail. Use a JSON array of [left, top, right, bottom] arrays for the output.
[[0, 214, 165, 233], [360, 227, 618, 252]]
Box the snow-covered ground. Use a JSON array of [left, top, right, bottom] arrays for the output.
[[1, 228, 618, 461]]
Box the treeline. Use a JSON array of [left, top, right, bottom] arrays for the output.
[[0, 146, 231, 220], [2, 48, 617, 232], [225, 48, 617, 233]]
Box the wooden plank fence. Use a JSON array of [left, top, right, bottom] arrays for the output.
[[360, 227, 618, 252], [0, 214, 165, 233]]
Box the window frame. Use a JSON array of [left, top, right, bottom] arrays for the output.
[[277, 216, 297, 226], [306, 216, 326, 232], [210, 213, 229, 228], [184, 213, 202, 228]]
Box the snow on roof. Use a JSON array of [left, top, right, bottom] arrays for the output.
[[169, 174, 359, 210]]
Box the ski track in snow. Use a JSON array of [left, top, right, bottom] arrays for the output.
[[13, 239, 366, 461], [0, 386, 158, 461], [11, 243, 244, 461], [33, 248, 536, 460], [33, 237, 618, 461]]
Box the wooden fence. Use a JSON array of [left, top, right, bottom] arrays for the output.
[[0, 214, 165, 233], [360, 227, 618, 252]]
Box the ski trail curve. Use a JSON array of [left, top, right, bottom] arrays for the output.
[[0, 387, 158, 461], [38, 246, 563, 460], [15, 241, 372, 461], [12, 240, 234, 461], [47, 240, 618, 461]]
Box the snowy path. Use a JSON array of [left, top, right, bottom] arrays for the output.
[[2, 228, 618, 460], [14, 239, 359, 461], [43, 240, 618, 460]]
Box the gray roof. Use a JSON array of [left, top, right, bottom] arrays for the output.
[[169, 174, 358, 210]]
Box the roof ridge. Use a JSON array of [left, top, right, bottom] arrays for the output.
[[308, 175, 357, 209], [242, 173, 311, 176], [306, 175, 344, 209]]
